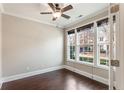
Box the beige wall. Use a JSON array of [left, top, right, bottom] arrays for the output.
[[65, 10, 109, 80], [2, 14, 64, 77], [1, 8, 108, 81]]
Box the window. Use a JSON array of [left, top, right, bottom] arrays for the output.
[[66, 17, 110, 68], [97, 18, 109, 66], [67, 30, 76, 60], [77, 23, 94, 64]]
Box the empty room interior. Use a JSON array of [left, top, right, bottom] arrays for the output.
[[0, 3, 124, 90]]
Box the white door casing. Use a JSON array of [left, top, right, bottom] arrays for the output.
[[109, 4, 124, 90]]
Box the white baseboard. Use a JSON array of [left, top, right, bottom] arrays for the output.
[[63, 65, 92, 79], [113, 81, 118, 89], [64, 65, 108, 85], [1, 65, 108, 87], [93, 75, 108, 85], [2, 65, 64, 83], [0, 79, 3, 89]]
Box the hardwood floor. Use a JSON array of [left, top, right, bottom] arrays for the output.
[[1, 69, 108, 90]]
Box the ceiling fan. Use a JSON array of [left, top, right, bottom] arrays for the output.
[[40, 3, 73, 21]]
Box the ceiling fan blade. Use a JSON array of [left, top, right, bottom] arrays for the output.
[[40, 12, 52, 14], [48, 3, 55, 12], [52, 17, 57, 21], [61, 14, 70, 19], [61, 5, 73, 12]]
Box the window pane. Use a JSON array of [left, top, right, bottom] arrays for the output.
[[67, 34, 75, 46], [78, 28, 94, 45], [88, 29, 94, 44], [97, 20, 109, 67], [79, 45, 93, 63], [99, 44, 109, 66], [67, 46, 75, 60], [97, 24, 109, 44]]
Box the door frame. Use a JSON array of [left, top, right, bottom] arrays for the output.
[[109, 3, 124, 90]]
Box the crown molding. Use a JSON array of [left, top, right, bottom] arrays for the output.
[[2, 12, 64, 29], [0, 3, 109, 30], [0, 4, 61, 28]]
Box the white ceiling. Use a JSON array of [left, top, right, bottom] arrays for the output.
[[2, 3, 109, 28]]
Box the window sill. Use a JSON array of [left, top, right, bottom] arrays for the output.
[[67, 60, 93, 67], [67, 59, 75, 62], [66, 61, 108, 70]]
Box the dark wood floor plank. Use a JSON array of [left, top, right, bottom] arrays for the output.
[[1, 69, 108, 90]]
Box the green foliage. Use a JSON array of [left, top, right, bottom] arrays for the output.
[[100, 59, 108, 65], [79, 57, 93, 63], [70, 46, 75, 59]]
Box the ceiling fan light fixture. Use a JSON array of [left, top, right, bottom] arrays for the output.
[[40, 3, 73, 21], [53, 12, 61, 18]]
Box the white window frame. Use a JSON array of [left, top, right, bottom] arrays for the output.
[[96, 19, 110, 68], [66, 16, 110, 70], [66, 30, 76, 62], [76, 25, 95, 65]]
